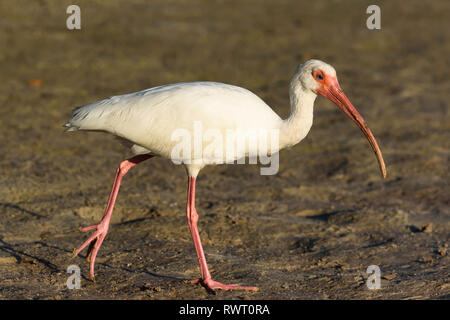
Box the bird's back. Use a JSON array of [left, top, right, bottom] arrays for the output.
[[64, 82, 282, 159]]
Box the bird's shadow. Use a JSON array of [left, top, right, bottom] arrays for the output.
[[71, 249, 191, 284], [306, 208, 357, 222], [0, 202, 45, 219], [0, 237, 58, 271]]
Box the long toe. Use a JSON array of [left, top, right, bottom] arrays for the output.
[[201, 278, 259, 292], [72, 222, 109, 281]]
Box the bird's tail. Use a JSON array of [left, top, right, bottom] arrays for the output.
[[62, 122, 78, 132], [62, 101, 110, 132]]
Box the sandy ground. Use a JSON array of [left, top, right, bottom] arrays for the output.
[[0, 0, 449, 299]]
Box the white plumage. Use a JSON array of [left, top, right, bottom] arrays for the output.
[[66, 60, 386, 291], [65, 81, 287, 175]]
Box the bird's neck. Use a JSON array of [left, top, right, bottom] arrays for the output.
[[279, 81, 317, 149]]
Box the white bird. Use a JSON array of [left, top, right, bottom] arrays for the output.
[[65, 59, 386, 292]]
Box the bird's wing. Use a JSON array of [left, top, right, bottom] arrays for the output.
[[64, 82, 279, 132], [63, 82, 283, 158], [63, 85, 175, 132]]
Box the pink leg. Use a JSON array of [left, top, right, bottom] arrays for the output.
[[186, 177, 258, 292], [72, 154, 153, 281]]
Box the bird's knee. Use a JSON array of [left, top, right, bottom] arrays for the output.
[[188, 209, 199, 225], [118, 160, 133, 175]]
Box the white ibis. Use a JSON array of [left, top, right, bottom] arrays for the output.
[[65, 59, 386, 292]]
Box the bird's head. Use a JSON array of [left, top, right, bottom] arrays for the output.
[[295, 59, 387, 179]]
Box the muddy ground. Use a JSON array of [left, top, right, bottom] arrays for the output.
[[0, 0, 448, 300]]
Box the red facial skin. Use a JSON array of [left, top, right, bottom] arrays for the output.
[[312, 70, 387, 179]]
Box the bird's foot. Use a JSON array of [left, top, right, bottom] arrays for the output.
[[71, 219, 110, 280], [190, 277, 259, 292]]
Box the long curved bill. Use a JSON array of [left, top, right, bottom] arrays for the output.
[[320, 81, 387, 179]]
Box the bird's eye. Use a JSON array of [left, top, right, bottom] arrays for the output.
[[312, 71, 324, 81]]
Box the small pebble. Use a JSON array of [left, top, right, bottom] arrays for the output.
[[383, 273, 397, 280], [421, 224, 433, 233]]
